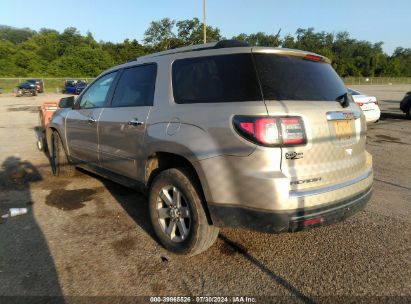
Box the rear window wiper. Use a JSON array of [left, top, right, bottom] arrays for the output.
[[336, 92, 350, 108]]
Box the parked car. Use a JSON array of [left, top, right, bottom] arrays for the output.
[[16, 82, 37, 96], [26, 79, 44, 93], [399, 91, 411, 119], [348, 88, 380, 123], [75, 81, 87, 94], [47, 40, 373, 256], [63, 80, 88, 95]]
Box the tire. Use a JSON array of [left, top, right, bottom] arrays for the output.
[[149, 168, 219, 256], [51, 131, 76, 177], [37, 136, 48, 152], [37, 139, 43, 151], [406, 106, 411, 120]]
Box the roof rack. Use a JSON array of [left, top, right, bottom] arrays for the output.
[[131, 40, 250, 62]]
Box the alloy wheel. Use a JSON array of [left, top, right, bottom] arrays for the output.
[[156, 185, 191, 243]]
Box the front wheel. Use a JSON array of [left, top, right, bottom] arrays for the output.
[[51, 131, 76, 177], [149, 168, 219, 256]]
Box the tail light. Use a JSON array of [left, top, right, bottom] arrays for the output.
[[280, 118, 306, 145], [303, 54, 323, 62], [233, 116, 306, 147], [356, 102, 364, 107]]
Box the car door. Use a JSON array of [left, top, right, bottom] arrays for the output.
[[65, 72, 118, 166], [98, 64, 157, 180]]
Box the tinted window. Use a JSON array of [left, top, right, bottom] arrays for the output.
[[112, 64, 156, 107], [66, 80, 76, 86], [79, 72, 117, 109], [172, 54, 262, 104], [253, 54, 347, 101]]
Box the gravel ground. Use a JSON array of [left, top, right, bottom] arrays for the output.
[[0, 86, 410, 302]]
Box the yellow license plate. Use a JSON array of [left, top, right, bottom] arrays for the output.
[[333, 120, 352, 140]]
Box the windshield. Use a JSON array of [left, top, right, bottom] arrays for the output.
[[65, 80, 76, 86], [253, 53, 347, 101]]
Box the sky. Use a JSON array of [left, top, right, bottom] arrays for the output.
[[0, 0, 410, 55]]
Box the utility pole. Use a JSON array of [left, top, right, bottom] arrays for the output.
[[203, 0, 207, 44]]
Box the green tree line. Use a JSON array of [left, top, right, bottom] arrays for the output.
[[0, 19, 410, 78]]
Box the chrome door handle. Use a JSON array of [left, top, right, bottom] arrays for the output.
[[128, 119, 144, 126], [87, 116, 96, 124]]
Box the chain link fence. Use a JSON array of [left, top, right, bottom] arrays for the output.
[[0, 78, 95, 93], [343, 77, 411, 86], [0, 77, 411, 94]]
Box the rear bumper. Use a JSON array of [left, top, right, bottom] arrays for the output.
[[363, 109, 381, 123], [208, 186, 372, 232]]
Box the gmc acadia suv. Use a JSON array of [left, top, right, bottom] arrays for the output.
[[47, 40, 373, 255]]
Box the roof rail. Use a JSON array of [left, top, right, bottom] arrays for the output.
[[134, 40, 250, 61]]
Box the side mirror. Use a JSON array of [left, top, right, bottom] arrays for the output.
[[58, 96, 75, 108]]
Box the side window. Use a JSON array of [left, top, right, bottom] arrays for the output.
[[111, 64, 156, 107], [172, 54, 262, 104], [79, 72, 117, 109]]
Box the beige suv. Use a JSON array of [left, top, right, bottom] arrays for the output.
[[48, 40, 373, 256]]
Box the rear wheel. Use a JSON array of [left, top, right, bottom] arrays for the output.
[[149, 168, 219, 256], [406, 106, 411, 119], [51, 131, 76, 177]]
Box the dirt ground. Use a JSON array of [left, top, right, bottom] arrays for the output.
[[0, 86, 410, 302]]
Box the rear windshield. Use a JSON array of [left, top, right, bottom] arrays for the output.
[[172, 54, 262, 104], [253, 53, 347, 101]]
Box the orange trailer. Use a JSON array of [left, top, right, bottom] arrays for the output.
[[36, 101, 59, 151]]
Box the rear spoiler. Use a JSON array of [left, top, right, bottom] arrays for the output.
[[252, 47, 331, 64]]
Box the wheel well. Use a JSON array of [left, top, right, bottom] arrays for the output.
[[146, 152, 213, 225]]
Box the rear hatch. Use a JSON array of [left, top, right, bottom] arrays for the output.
[[252, 49, 368, 191]]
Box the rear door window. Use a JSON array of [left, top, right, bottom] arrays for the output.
[[172, 54, 262, 104], [253, 53, 347, 101], [111, 64, 157, 107]]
